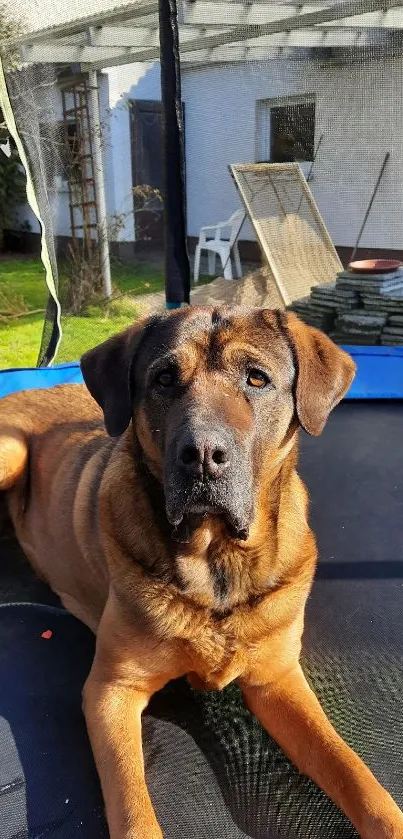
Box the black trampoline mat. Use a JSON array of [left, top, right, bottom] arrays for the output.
[[0, 401, 402, 839]]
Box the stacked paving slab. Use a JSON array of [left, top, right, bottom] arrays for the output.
[[289, 265, 403, 345]]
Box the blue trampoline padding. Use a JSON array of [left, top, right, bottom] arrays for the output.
[[0, 346, 403, 400], [0, 363, 83, 399], [342, 345, 403, 399]]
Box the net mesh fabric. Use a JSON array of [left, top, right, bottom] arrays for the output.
[[2, 62, 61, 364], [143, 575, 403, 839], [1, 404, 399, 839], [2, 4, 402, 365], [144, 398, 403, 838], [1, 575, 402, 839], [1, 8, 403, 834], [231, 164, 342, 305]]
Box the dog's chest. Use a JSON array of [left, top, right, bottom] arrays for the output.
[[179, 605, 268, 690], [153, 545, 279, 687], [127, 545, 287, 688], [184, 634, 243, 689], [174, 541, 274, 614]]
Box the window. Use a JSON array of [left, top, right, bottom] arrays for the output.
[[256, 96, 316, 164]]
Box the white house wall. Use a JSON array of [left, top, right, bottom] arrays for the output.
[[13, 53, 403, 252], [15, 73, 66, 238], [52, 74, 114, 240], [16, 73, 117, 241], [103, 53, 403, 251], [181, 55, 403, 250], [104, 62, 162, 243]]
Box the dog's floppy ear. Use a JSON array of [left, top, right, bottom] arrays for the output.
[[80, 317, 152, 437], [285, 312, 356, 436]]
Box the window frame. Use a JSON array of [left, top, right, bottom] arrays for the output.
[[255, 93, 316, 170]]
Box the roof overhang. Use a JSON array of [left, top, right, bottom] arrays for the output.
[[11, 0, 403, 71]]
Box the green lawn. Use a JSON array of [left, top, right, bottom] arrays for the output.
[[0, 258, 49, 368], [0, 257, 206, 368]]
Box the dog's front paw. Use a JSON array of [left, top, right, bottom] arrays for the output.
[[118, 828, 163, 839], [362, 799, 403, 839], [109, 814, 163, 839], [122, 819, 164, 839], [125, 831, 163, 839]]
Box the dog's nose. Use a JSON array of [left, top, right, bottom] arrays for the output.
[[179, 432, 230, 480]]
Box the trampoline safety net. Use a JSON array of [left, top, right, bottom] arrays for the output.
[[2, 0, 403, 367], [1, 2, 403, 838]]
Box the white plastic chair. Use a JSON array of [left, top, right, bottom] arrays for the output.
[[194, 209, 244, 283]]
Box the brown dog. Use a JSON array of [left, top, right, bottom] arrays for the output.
[[0, 306, 402, 839]]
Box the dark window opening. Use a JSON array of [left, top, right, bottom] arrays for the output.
[[270, 101, 315, 163]]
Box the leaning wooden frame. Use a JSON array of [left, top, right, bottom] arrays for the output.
[[230, 162, 342, 308]]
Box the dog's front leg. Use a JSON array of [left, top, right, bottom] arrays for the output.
[[83, 674, 162, 839], [241, 665, 403, 839], [82, 595, 173, 839]]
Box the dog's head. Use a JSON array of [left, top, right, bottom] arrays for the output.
[[81, 307, 355, 541]]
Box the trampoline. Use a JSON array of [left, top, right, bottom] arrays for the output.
[[1, 384, 403, 839], [1, 1, 403, 837]]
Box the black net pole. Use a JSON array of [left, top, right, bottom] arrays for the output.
[[158, 0, 191, 308]]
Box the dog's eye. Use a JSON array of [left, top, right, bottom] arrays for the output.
[[156, 369, 175, 388], [247, 369, 270, 389]]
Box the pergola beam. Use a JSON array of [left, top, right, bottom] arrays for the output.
[[21, 26, 395, 66], [21, 44, 128, 65], [91, 24, 224, 48], [180, 0, 403, 49], [319, 8, 403, 27], [21, 23, 220, 63], [181, 3, 403, 29], [15, 0, 403, 70], [88, 69, 112, 299], [182, 37, 399, 66], [90, 0, 403, 68], [92, 25, 159, 47], [15, 1, 159, 45], [179, 3, 329, 27]]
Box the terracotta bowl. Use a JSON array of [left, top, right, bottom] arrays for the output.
[[349, 259, 402, 275]]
